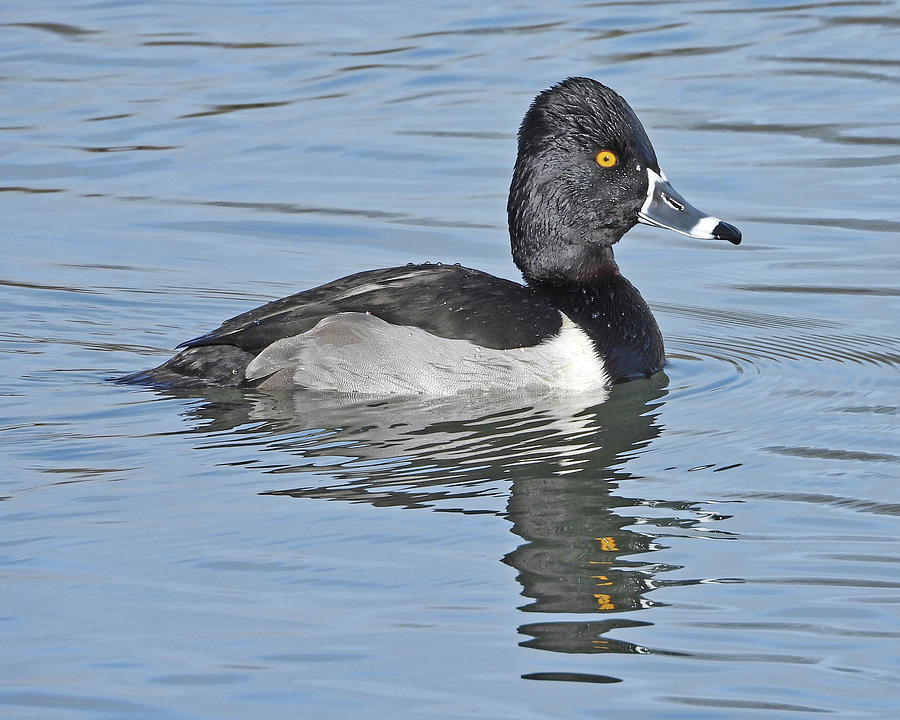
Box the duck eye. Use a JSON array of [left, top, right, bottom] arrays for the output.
[[595, 150, 618, 168]]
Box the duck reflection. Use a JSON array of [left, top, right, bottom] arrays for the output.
[[499, 382, 674, 658], [507, 469, 664, 656], [158, 375, 702, 658]]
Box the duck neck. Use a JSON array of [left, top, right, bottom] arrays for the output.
[[524, 251, 665, 383], [515, 243, 620, 286]]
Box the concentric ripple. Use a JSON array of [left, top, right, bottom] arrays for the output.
[[660, 302, 899, 402]]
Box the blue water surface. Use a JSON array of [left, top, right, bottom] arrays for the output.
[[2, 1, 899, 718]]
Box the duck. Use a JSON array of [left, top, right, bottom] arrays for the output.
[[121, 76, 740, 394]]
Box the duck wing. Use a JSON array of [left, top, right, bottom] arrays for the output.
[[180, 264, 563, 354]]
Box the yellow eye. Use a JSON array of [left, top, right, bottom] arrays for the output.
[[595, 150, 618, 168]]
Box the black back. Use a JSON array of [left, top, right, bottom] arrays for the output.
[[181, 264, 564, 353]]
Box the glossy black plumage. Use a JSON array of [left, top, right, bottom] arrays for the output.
[[181, 265, 562, 354]]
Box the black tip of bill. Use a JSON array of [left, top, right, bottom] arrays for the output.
[[712, 220, 741, 245]]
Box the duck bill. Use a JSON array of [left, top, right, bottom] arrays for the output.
[[638, 169, 741, 245]]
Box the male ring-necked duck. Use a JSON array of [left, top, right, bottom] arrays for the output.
[[122, 77, 740, 394]]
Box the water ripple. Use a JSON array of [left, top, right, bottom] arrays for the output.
[[677, 331, 899, 367], [765, 445, 898, 463], [732, 284, 900, 297], [741, 491, 900, 515], [660, 695, 832, 714]]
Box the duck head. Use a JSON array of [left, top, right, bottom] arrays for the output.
[[508, 77, 740, 285]]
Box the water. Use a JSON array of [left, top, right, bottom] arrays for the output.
[[2, 1, 898, 717]]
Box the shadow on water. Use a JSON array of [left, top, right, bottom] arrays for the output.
[[146, 372, 735, 682]]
